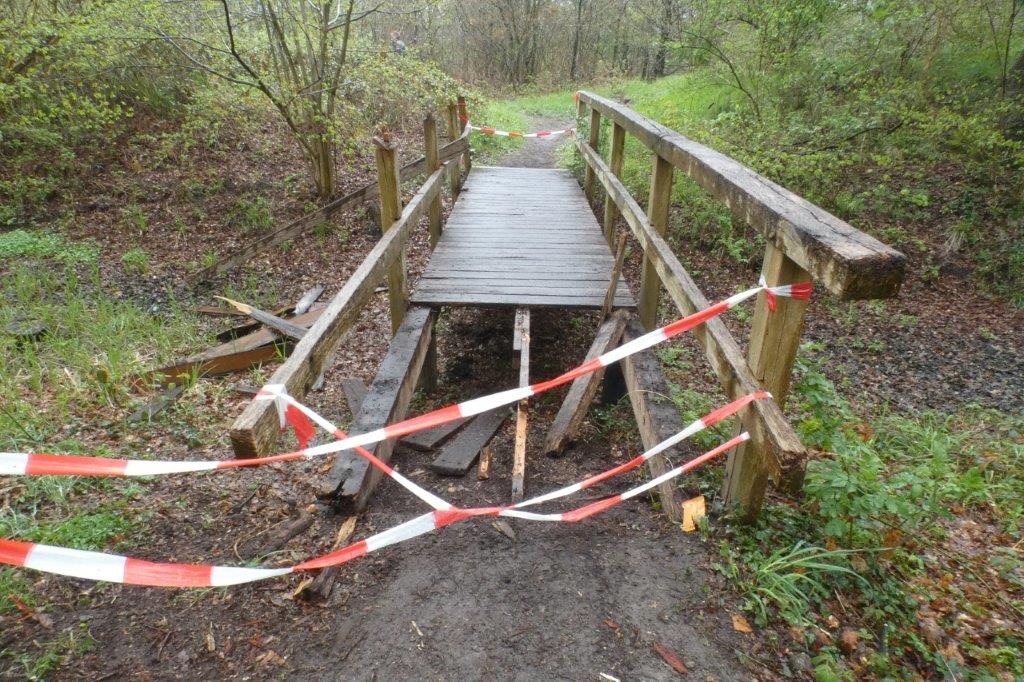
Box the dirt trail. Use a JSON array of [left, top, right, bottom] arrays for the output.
[[493, 115, 573, 168]]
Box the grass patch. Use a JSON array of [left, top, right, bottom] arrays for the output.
[[0, 229, 98, 266]]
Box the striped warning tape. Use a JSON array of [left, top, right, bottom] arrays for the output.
[[0, 280, 809, 480], [467, 124, 575, 139], [0, 423, 750, 587]]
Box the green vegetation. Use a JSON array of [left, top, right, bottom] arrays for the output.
[[0, 230, 98, 266]]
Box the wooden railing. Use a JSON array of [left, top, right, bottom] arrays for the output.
[[575, 91, 906, 517], [230, 100, 470, 457]]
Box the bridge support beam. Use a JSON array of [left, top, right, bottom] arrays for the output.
[[374, 134, 408, 335], [638, 154, 673, 330]]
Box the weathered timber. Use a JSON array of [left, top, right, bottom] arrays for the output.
[[543, 311, 628, 456], [424, 114, 443, 248], [294, 285, 325, 315], [602, 122, 626, 246], [190, 131, 468, 284], [230, 167, 446, 457], [511, 307, 530, 501], [215, 304, 294, 343], [639, 153, 673, 329], [143, 342, 290, 388], [427, 408, 510, 477], [578, 140, 804, 477], [723, 243, 812, 517], [127, 386, 184, 422], [215, 296, 308, 341], [401, 417, 471, 452], [577, 91, 905, 300], [375, 135, 408, 334], [584, 107, 601, 202], [340, 378, 368, 417], [620, 316, 684, 522], [323, 307, 436, 511], [411, 167, 635, 310]]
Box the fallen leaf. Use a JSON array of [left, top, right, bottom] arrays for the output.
[[732, 614, 753, 634], [839, 627, 858, 655], [290, 576, 315, 600], [205, 630, 216, 652], [492, 520, 516, 540], [604, 618, 621, 631], [256, 650, 286, 667], [652, 642, 688, 674], [681, 495, 706, 533]]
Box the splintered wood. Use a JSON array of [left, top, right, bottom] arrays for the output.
[[512, 307, 530, 501]]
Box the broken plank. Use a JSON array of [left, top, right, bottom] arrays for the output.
[[400, 417, 470, 452], [216, 296, 308, 341], [140, 343, 290, 388], [543, 311, 628, 456], [427, 408, 511, 477], [323, 307, 436, 511]]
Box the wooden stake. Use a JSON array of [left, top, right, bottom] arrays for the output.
[[638, 154, 673, 330], [478, 445, 492, 480], [511, 307, 530, 501], [447, 103, 462, 199], [602, 122, 626, 246], [723, 243, 811, 519], [456, 96, 471, 174], [374, 135, 407, 334]]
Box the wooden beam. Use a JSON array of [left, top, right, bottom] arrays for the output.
[[602, 122, 626, 246], [621, 316, 683, 522], [214, 296, 308, 341], [457, 96, 471, 175], [639, 153, 673, 330], [428, 408, 510, 477], [229, 167, 445, 457], [294, 285, 325, 315], [401, 417, 470, 452], [322, 307, 436, 511], [189, 132, 468, 284], [543, 311, 628, 457], [576, 91, 906, 300], [511, 307, 530, 501], [424, 114, 443, 249], [723, 243, 811, 518], [447, 103, 462, 199], [576, 139, 804, 478], [374, 134, 408, 334], [143, 343, 290, 387]]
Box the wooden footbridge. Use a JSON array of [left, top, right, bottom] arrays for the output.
[[216, 95, 904, 520]]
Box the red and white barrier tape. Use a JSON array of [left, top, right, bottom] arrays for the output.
[[467, 124, 575, 139], [0, 281, 809, 480], [0, 431, 748, 587]]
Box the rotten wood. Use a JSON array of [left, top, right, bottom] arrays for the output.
[[322, 307, 436, 511], [230, 167, 445, 457], [427, 408, 510, 477], [577, 91, 906, 300], [543, 311, 628, 457], [620, 315, 684, 522], [511, 307, 530, 501], [215, 296, 308, 341]]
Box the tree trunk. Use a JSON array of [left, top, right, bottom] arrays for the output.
[[309, 136, 336, 200], [570, 0, 584, 80], [651, 0, 673, 78]]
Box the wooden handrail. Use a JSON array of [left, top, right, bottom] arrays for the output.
[[577, 140, 803, 477], [576, 91, 906, 300], [230, 165, 447, 457]]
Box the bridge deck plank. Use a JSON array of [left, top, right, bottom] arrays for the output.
[[411, 166, 635, 309]]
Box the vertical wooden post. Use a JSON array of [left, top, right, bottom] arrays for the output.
[[602, 122, 626, 246], [583, 108, 601, 203], [374, 134, 407, 334], [456, 96, 471, 174], [424, 114, 442, 248], [722, 242, 811, 519], [638, 154, 673, 330], [576, 98, 587, 167], [511, 307, 530, 502], [447, 102, 461, 200]]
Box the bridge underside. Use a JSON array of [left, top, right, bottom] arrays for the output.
[[410, 166, 634, 309]]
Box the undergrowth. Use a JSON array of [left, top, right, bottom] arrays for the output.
[[711, 344, 1024, 679]]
